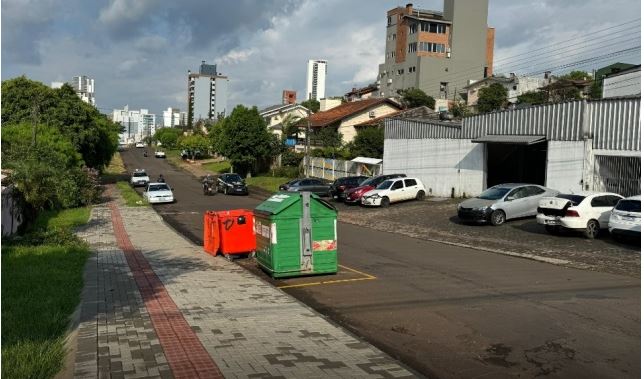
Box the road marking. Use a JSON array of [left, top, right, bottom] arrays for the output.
[[277, 264, 376, 289]]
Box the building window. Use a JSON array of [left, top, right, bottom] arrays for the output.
[[418, 42, 446, 53], [420, 22, 447, 33], [387, 16, 391, 26], [407, 43, 417, 53], [408, 66, 416, 73], [440, 82, 448, 99], [397, 69, 404, 75], [409, 23, 418, 34], [392, 33, 396, 40]]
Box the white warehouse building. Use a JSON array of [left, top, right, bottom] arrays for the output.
[[383, 97, 641, 198]]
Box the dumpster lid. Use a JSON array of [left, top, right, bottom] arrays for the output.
[[255, 192, 336, 215]]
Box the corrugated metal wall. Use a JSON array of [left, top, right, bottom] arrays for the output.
[[385, 97, 640, 151]]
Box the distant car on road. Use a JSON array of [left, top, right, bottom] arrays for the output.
[[361, 177, 426, 207], [536, 192, 623, 238], [135, 142, 145, 148], [458, 184, 559, 226], [328, 176, 368, 201], [130, 169, 150, 187], [344, 174, 407, 204], [279, 178, 331, 196], [217, 173, 249, 195], [154, 151, 166, 158], [609, 195, 641, 241], [143, 183, 175, 204]]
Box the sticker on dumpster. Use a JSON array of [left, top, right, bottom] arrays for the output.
[[261, 225, 270, 239], [312, 240, 336, 251], [267, 194, 290, 202]]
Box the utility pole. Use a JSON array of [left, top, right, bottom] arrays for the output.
[[305, 94, 312, 178]]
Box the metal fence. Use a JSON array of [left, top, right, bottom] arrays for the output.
[[592, 155, 641, 197], [303, 157, 382, 181]]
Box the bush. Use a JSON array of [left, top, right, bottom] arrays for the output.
[[281, 150, 303, 167], [9, 228, 86, 248]]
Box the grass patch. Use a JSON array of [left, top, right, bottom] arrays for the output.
[[2, 207, 91, 379], [102, 152, 128, 184], [116, 181, 148, 207], [246, 176, 293, 193], [202, 160, 231, 174], [32, 207, 91, 232]]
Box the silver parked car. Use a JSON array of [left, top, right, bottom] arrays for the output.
[[278, 178, 331, 196], [457, 183, 559, 226]]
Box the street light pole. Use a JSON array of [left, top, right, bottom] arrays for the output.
[[306, 102, 311, 178]]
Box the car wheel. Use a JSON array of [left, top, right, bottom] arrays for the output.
[[545, 225, 560, 235], [490, 210, 506, 226], [584, 219, 600, 239], [416, 190, 425, 201], [380, 197, 390, 208]]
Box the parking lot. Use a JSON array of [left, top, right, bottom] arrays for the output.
[[335, 198, 640, 278]]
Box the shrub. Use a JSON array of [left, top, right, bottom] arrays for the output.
[[281, 150, 304, 167]]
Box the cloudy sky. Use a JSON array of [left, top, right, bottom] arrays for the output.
[[2, 0, 640, 116]]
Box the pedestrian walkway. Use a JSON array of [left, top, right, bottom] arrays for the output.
[[72, 194, 416, 378]]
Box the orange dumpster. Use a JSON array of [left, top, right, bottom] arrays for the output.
[[203, 211, 220, 256], [215, 209, 256, 256]]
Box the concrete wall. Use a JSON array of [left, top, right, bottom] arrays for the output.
[[383, 138, 485, 197], [603, 70, 641, 98], [545, 140, 586, 193], [338, 103, 400, 144]]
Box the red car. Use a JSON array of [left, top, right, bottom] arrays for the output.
[[344, 174, 407, 204]]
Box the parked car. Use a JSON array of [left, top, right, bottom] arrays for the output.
[[344, 174, 407, 204], [217, 173, 249, 195], [135, 142, 145, 148], [608, 195, 641, 241], [458, 184, 559, 226], [129, 169, 150, 187], [328, 176, 368, 201], [278, 178, 331, 196], [362, 177, 426, 207], [154, 151, 166, 158], [536, 192, 624, 238], [181, 149, 203, 159], [143, 182, 175, 204]]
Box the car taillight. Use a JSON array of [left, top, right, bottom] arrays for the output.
[[338, 185, 345, 191], [565, 210, 580, 217]]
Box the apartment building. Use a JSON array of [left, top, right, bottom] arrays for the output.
[[378, 1, 494, 104], [71, 75, 96, 106], [112, 106, 156, 144], [162, 107, 182, 127], [188, 61, 229, 123], [306, 59, 327, 101]]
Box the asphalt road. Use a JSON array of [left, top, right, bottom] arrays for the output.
[[122, 148, 640, 379]]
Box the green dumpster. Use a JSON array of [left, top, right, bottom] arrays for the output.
[[254, 191, 338, 278]]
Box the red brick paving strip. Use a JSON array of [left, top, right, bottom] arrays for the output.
[[109, 202, 224, 379]]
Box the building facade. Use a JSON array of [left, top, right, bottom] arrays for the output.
[[163, 107, 182, 127], [112, 106, 156, 144], [259, 103, 310, 144], [462, 74, 548, 107], [383, 97, 641, 198], [282, 90, 297, 104], [602, 65, 641, 98], [378, 1, 494, 101], [306, 59, 327, 101], [188, 61, 229, 122], [70, 75, 96, 106]]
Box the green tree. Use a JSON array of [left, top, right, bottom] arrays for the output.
[[207, 119, 225, 154], [219, 105, 282, 175], [450, 101, 472, 118], [589, 81, 603, 99], [281, 113, 302, 140], [301, 99, 320, 113], [311, 126, 342, 149], [153, 127, 182, 148], [516, 91, 548, 106], [349, 127, 384, 159], [477, 83, 508, 113], [560, 70, 592, 81], [397, 88, 436, 109], [178, 134, 210, 160]]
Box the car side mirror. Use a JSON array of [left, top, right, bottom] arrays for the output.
[[506, 196, 515, 201]]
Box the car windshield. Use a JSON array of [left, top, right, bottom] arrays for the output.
[[133, 172, 147, 177], [478, 187, 511, 200], [615, 199, 641, 213], [376, 180, 394, 190], [148, 184, 170, 192], [360, 177, 381, 187], [228, 174, 243, 182], [556, 194, 586, 206]]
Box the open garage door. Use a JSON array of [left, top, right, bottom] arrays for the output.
[[593, 155, 641, 197], [473, 135, 547, 188]]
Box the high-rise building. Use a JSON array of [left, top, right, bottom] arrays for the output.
[[188, 60, 229, 123], [70, 75, 96, 106], [306, 59, 327, 101], [112, 106, 156, 144], [282, 90, 297, 105], [378, 1, 494, 103], [162, 107, 182, 127]]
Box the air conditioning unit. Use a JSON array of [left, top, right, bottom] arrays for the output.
[[387, 78, 393, 84], [446, 47, 451, 58], [369, 111, 376, 118]]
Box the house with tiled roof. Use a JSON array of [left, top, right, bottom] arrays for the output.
[[259, 103, 310, 138], [302, 98, 402, 144]]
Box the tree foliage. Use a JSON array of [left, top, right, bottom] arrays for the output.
[[311, 126, 342, 149], [397, 88, 436, 109], [516, 91, 548, 106], [301, 99, 320, 113], [178, 134, 210, 159], [349, 127, 384, 159], [560, 70, 592, 81], [477, 83, 508, 113], [218, 105, 282, 175], [153, 127, 182, 148], [450, 101, 472, 118]]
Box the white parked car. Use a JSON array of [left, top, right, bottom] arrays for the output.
[[154, 151, 166, 158], [130, 169, 149, 187], [143, 183, 175, 204], [361, 177, 426, 207], [536, 192, 623, 239], [608, 195, 641, 241], [135, 142, 145, 148]]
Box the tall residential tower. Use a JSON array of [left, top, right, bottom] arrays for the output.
[[306, 59, 327, 101], [188, 61, 229, 124]]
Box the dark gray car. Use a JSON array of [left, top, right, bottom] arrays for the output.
[[279, 178, 331, 196], [457, 183, 559, 225]]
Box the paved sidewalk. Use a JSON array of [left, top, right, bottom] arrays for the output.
[[72, 196, 416, 378]]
